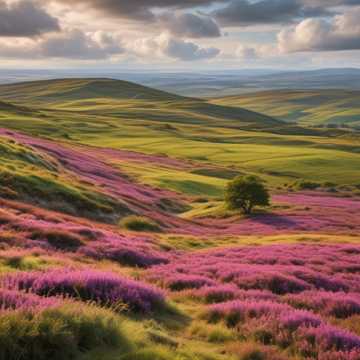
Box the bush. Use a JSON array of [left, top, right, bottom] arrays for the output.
[[225, 176, 270, 214], [0, 304, 131, 360], [4, 270, 165, 313], [295, 180, 321, 190], [30, 229, 85, 250], [120, 216, 161, 232]]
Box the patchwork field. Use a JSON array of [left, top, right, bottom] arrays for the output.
[[0, 78, 360, 360], [212, 89, 360, 128]]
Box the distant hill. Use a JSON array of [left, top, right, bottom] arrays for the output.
[[0, 78, 283, 131], [133, 68, 360, 97], [212, 89, 360, 128], [0, 100, 34, 114], [0, 78, 185, 105], [1, 68, 360, 98]]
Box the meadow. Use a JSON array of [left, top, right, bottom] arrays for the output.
[[212, 89, 360, 128], [0, 78, 360, 359]]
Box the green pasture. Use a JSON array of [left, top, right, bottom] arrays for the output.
[[212, 89, 360, 127], [0, 79, 359, 192]]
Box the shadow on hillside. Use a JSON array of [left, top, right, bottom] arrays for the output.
[[252, 213, 298, 228]]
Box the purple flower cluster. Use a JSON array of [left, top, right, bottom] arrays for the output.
[[3, 269, 165, 313], [285, 291, 360, 318], [0, 289, 60, 311], [149, 243, 360, 358], [149, 244, 360, 295]]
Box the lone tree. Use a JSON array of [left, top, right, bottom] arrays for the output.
[[225, 175, 270, 215]]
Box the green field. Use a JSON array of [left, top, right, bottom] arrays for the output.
[[0, 79, 360, 191], [212, 89, 360, 128]]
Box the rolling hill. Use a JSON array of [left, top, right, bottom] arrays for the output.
[[0, 78, 359, 189], [1, 77, 360, 360], [212, 89, 360, 128], [0, 78, 186, 104], [0, 78, 282, 131]]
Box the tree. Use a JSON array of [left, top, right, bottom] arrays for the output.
[[225, 175, 270, 215]]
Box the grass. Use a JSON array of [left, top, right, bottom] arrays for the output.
[[120, 216, 162, 233], [211, 89, 360, 128], [0, 136, 129, 222], [0, 79, 359, 189], [0, 304, 132, 360]]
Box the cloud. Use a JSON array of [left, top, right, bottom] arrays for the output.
[[162, 37, 220, 60], [0, 40, 40, 59], [302, 0, 360, 7], [40, 29, 124, 59], [278, 8, 360, 52], [236, 45, 259, 60], [130, 33, 220, 61], [0, 0, 59, 37], [159, 12, 221, 38], [0, 29, 123, 60], [49, 0, 217, 21], [213, 0, 333, 26]]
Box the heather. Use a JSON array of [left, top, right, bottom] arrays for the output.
[[148, 244, 360, 295], [0, 120, 360, 359], [3, 270, 165, 313], [148, 243, 360, 358]]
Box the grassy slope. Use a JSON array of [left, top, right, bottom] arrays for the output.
[[0, 136, 130, 221], [211, 89, 360, 127], [1, 79, 360, 360], [0, 79, 359, 190]]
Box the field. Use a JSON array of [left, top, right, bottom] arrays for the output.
[[212, 89, 360, 128], [0, 78, 360, 360]]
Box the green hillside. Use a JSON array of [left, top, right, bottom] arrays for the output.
[[0, 79, 359, 188], [0, 78, 281, 131], [0, 78, 185, 104], [212, 89, 360, 128]]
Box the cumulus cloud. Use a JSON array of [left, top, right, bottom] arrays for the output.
[[48, 0, 217, 21], [159, 12, 221, 38], [278, 8, 360, 52], [0, 0, 59, 37], [40, 29, 124, 59], [213, 0, 333, 26], [0, 29, 124, 60], [162, 37, 220, 60], [130, 33, 220, 61]]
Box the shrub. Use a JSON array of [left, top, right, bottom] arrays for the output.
[[30, 229, 85, 250], [0, 304, 131, 360], [285, 291, 360, 319], [80, 240, 168, 268], [194, 285, 238, 303], [295, 180, 321, 190], [4, 270, 165, 313], [225, 176, 270, 214], [120, 216, 161, 232], [0, 289, 59, 311], [204, 300, 291, 327], [166, 275, 215, 291]]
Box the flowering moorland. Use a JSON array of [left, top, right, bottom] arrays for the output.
[[0, 128, 360, 359]]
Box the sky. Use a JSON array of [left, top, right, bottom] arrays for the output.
[[0, 0, 360, 70]]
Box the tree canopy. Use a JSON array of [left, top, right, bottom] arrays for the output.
[[225, 175, 270, 214]]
